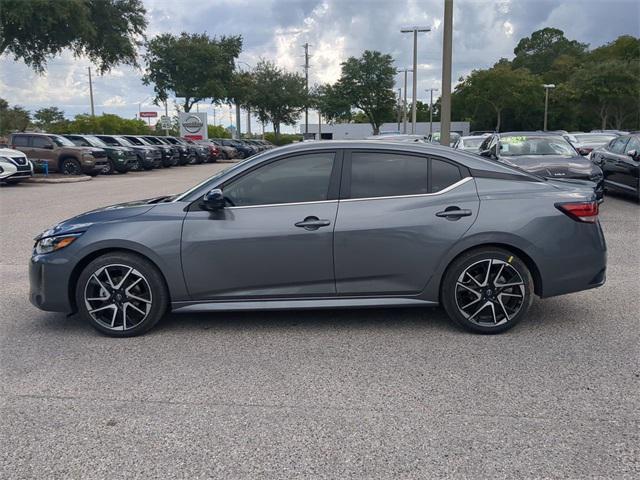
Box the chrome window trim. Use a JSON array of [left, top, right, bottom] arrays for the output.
[[226, 199, 338, 210], [342, 176, 473, 203]]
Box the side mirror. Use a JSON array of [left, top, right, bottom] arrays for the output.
[[627, 149, 638, 160], [577, 147, 590, 156], [44, 143, 54, 150], [200, 188, 225, 211]]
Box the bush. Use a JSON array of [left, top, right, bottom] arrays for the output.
[[264, 132, 303, 145]]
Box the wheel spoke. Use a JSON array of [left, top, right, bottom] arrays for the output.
[[456, 282, 481, 297], [124, 277, 142, 293], [125, 301, 146, 316], [495, 281, 524, 288], [91, 274, 110, 295], [499, 291, 523, 298], [468, 301, 491, 321], [489, 302, 498, 323], [127, 293, 151, 304], [114, 267, 133, 290], [497, 296, 511, 321], [492, 263, 506, 286], [103, 267, 116, 289], [464, 271, 482, 287], [461, 297, 482, 310], [481, 259, 493, 287], [122, 303, 128, 330], [90, 304, 116, 315]]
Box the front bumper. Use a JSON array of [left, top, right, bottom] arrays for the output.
[[29, 252, 75, 313]]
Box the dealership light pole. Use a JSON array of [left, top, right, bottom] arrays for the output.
[[543, 84, 555, 131], [426, 88, 438, 135], [397, 88, 402, 131], [440, 0, 453, 146], [398, 68, 412, 133], [401, 26, 430, 134], [302, 43, 311, 136]]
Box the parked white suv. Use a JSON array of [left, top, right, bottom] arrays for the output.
[[0, 148, 33, 184]]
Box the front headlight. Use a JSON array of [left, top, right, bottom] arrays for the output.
[[35, 233, 82, 255], [82, 152, 94, 159]]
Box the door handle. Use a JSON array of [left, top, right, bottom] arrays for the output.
[[436, 207, 473, 219], [295, 216, 331, 230]]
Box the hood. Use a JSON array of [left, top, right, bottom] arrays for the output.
[[498, 154, 600, 180], [0, 147, 26, 157], [35, 197, 172, 240]]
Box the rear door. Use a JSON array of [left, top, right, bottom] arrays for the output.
[[621, 136, 640, 192], [31, 135, 57, 171], [602, 136, 631, 189], [334, 150, 479, 295]]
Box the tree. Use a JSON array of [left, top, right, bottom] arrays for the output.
[[250, 60, 307, 141], [513, 27, 588, 79], [208, 124, 230, 138], [335, 50, 397, 135], [143, 33, 242, 112], [0, 98, 30, 134], [312, 83, 352, 123], [452, 60, 541, 131], [0, 0, 147, 73], [33, 106, 66, 131], [571, 59, 640, 130]]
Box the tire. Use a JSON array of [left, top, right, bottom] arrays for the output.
[[75, 252, 168, 337], [441, 247, 534, 334], [221, 151, 228, 160], [103, 159, 115, 175], [60, 157, 82, 175]]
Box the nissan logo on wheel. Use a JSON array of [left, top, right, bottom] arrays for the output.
[[181, 115, 204, 133]]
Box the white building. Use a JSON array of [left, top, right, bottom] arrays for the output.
[[300, 121, 470, 140]]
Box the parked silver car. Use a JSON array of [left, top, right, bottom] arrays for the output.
[[29, 141, 606, 336]]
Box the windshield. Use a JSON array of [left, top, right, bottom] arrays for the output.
[[48, 135, 75, 147], [125, 136, 144, 145], [84, 135, 107, 147], [114, 136, 133, 146], [461, 138, 484, 148], [574, 134, 616, 144], [499, 135, 576, 157]]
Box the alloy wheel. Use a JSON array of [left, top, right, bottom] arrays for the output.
[[454, 258, 525, 326], [62, 159, 81, 175], [84, 264, 153, 332]]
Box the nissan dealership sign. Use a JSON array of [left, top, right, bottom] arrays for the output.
[[179, 112, 207, 140]]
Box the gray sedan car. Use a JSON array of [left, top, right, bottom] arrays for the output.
[[30, 141, 606, 337]]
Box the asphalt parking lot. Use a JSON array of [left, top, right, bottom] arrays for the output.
[[1, 165, 638, 479]]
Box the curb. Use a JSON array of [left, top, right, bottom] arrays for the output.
[[26, 175, 92, 184]]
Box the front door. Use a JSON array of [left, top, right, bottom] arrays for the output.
[[334, 150, 479, 295], [181, 151, 341, 299]]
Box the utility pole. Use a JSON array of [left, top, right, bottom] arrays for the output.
[[302, 43, 311, 136], [247, 107, 252, 136], [235, 102, 241, 139], [87, 67, 95, 117], [398, 68, 411, 134], [440, 0, 453, 146], [397, 88, 402, 132], [426, 88, 438, 135], [164, 100, 169, 136], [401, 27, 430, 134], [543, 84, 555, 131]]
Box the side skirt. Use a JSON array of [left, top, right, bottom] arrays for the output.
[[171, 297, 438, 313]]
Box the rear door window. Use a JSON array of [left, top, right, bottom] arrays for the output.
[[32, 136, 52, 148], [349, 152, 429, 199], [609, 137, 629, 154], [11, 135, 29, 147], [624, 137, 639, 154], [431, 159, 462, 192]]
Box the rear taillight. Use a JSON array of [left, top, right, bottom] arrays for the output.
[[556, 201, 599, 223]]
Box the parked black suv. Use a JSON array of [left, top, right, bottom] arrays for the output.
[[141, 136, 180, 166], [64, 134, 137, 174], [94, 135, 161, 170]]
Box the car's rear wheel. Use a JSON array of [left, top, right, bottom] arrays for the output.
[[76, 252, 168, 337], [441, 247, 534, 334], [103, 159, 115, 175], [60, 158, 82, 175]]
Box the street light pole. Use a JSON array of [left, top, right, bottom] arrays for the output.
[[398, 68, 412, 134], [543, 84, 556, 131], [87, 67, 95, 117], [426, 88, 438, 135], [440, 0, 453, 146], [401, 26, 430, 135]]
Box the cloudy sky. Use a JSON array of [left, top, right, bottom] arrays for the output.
[[0, 0, 638, 132]]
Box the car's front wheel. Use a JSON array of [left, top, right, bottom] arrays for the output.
[[76, 252, 168, 337], [441, 247, 534, 334]]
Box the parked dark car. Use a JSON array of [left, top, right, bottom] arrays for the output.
[[64, 134, 137, 174], [160, 136, 193, 165], [195, 140, 220, 162], [94, 135, 160, 170], [479, 132, 604, 200], [140, 136, 180, 166], [214, 138, 254, 159], [122, 135, 175, 168], [209, 140, 238, 159], [29, 141, 606, 337], [9, 133, 107, 175], [591, 134, 640, 201], [182, 138, 210, 164], [572, 133, 618, 156]]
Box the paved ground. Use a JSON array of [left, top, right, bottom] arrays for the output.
[[1, 165, 639, 479]]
